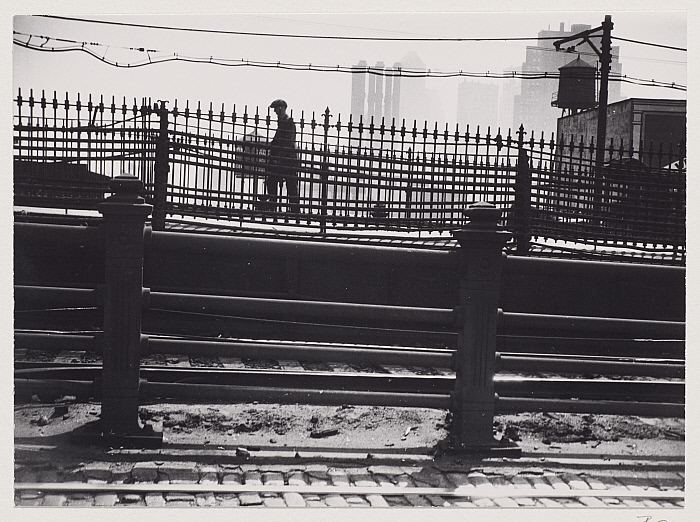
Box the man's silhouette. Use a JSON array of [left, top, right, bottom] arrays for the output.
[[261, 99, 300, 213]]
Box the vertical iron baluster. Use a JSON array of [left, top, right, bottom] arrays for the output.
[[408, 120, 418, 228], [354, 116, 363, 228], [52, 92, 59, 173], [98, 95, 105, 182], [332, 114, 343, 227], [320, 108, 330, 232], [244, 104, 254, 213], [218, 102, 226, 215], [344, 115, 354, 225], [367, 115, 375, 228], [421, 121, 430, 226], [306, 109, 316, 226]]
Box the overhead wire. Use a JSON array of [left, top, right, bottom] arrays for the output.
[[12, 32, 687, 91], [32, 15, 593, 42], [17, 29, 686, 68], [36, 14, 687, 51], [611, 36, 686, 52], [526, 45, 686, 66]]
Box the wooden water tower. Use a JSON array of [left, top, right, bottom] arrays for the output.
[[554, 56, 597, 115]]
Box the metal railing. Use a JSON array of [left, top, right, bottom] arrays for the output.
[[13, 89, 686, 261], [13, 183, 686, 454]]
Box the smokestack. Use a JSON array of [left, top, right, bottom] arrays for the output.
[[351, 60, 368, 121], [372, 61, 385, 119], [392, 62, 401, 122], [384, 68, 394, 122]]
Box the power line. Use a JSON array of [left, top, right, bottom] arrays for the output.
[[527, 45, 686, 66], [612, 36, 686, 52], [16, 30, 685, 68], [33, 15, 563, 42], [36, 14, 685, 50], [13, 34, 686, 91]]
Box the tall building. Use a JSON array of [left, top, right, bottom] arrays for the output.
[[350, 60, 402, 124], [368, 61, 385, 119], [350, 60, 368, 121], [390, 63, 401, 122], [512, 22, 622, 138], [351, 53, 451, 126]]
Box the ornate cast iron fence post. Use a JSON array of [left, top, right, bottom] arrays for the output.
[[451, 201, 513, 452], [97, 175, 162, 447], [514, 125, 532, 254], [152, 101, 170, 231], [320, 107, 331, 233]]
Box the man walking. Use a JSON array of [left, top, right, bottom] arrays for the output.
[[263, 99, 300, 213]]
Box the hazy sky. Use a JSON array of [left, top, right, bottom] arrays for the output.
[[12, 10, 687, 131]]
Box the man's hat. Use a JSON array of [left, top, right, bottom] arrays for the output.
[[270, 99, 287, 109]]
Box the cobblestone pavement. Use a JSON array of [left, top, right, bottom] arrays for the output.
[[15, 443, 685, 508]]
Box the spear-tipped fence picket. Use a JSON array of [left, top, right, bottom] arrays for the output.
[[13, 89, 686, 262]]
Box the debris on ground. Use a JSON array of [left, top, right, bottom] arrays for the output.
[[310, 428, 339, 439], [15, 401, 684, 455]]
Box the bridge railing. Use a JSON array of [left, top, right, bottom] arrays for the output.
[[14, 177, 685, 453], [13, 89, 685, 262]]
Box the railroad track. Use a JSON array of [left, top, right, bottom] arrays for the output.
[[15, 340, 683, 382], [15, 334, 685, 412], [15, 342, 685, 508]]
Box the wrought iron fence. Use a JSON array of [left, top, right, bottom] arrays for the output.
[[13, 89, 686, 262], [13, 89, 157, 209]]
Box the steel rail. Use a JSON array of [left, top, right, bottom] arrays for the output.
[[14, 365, 454, 394], [14, 378, 452, 409], [147, 291, 455, 327], [146, 337, 454, 367], [14, 365, 684, 405], [145, 311, 457, 349], [495, 377, 684, 402], [146, 382, 451, 409], [15, 330, 453, 355], [498, 335, 685, 358], [499, 311, 685, 339], [12, 482, 685, 500], [497, 353, 684, 378], [15, 348, 684, 370], [499, 351, 683, 364], [497, 397, 684, 417]]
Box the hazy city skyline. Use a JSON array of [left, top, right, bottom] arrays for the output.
[[12, 11, 687, 137]]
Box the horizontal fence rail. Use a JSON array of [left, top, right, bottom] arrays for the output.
[[494, 305, 684, 417], [14, 89, 686, 263], [499, 311, 685, 339]]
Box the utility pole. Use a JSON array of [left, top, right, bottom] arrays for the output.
[[554, 15, 614, 218], [595, 16, 614, 170]]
